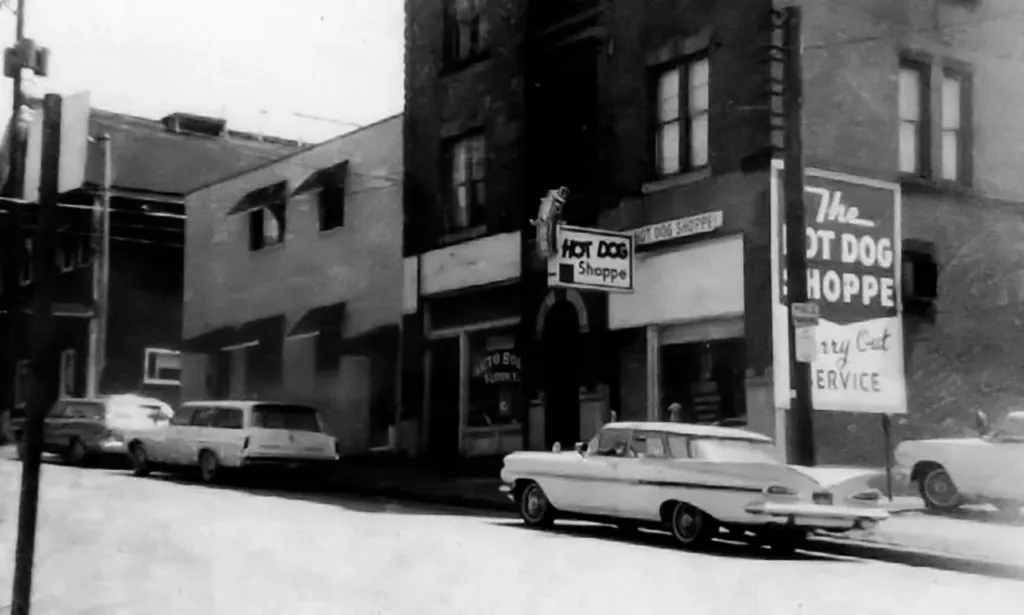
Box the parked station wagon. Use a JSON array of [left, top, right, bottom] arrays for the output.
[[11, 394, 174, 465], [500, 422, 889, 553], [126, 400, 341, 483]]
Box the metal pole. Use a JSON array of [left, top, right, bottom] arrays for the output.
[[782, 6, 816, 467], [86, 135, 110, 397], [2, 0, 28, 439], [10, 92, 62, 615]]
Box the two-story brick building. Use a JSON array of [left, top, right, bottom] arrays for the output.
[[402, 0, 1024, 466], [0, 109, 298, 438], [181, 115, 403, 454]]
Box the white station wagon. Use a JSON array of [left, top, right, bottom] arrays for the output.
[[500, 422, 889, 553], [126, 400, 341, 483]]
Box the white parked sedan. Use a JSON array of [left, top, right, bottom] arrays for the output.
[[500, 422, 890, 553], [893, 410, 1024, 513], [125, 400, 341, 484]]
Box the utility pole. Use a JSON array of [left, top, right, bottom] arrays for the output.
[[86, 134, 111, 397], [10, 93, 62, 615], [781, 6, 816, 467]]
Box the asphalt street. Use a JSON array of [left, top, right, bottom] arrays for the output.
[[0, 458, 1021, 615]]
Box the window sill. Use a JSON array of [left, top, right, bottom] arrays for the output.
[[250, 241, 286, 255], [319, 225, 346, 238], [899, 174, 973, 197], [143, 379, 181, 387], [642, 167, 712, 195], [438, 225, 488, 246]]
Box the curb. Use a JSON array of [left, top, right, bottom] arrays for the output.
[[808, 535, 1024, 580], [328, 482, 1024, 579]]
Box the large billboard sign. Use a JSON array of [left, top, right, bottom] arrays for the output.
[[770, 160, 907, 414], [548, 225, 634, 293]]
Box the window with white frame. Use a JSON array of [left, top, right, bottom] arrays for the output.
[[898, 63, 926, 175], [654, 55, 710, 177], [144, 348, 182, 386], [941, 71, 964, 182], [59, 348, 76, 398], [445, 133, 487, 231]]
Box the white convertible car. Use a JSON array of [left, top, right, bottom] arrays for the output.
[[500, 422, 890, 553], [893, 410, 1024, 513]]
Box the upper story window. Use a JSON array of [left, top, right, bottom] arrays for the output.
[[247, 181, 288, 251], [654, 55, 710, 177], [144, 348, 182, 386], [446, 0, 489, 65], [317, 162, 348, 232], [444, 133, 487, 231], [940, 70, 969, 183], [898, 62, 927, 176]]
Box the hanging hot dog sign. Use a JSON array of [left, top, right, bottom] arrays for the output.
[[547, 225, 635, 292]]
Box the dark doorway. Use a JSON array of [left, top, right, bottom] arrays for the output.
[[542, 301, 582, 449], [427, 336, 461, 460]]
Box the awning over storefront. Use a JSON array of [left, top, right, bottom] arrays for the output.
[[291, 160, 348, 198], [181, 326, 238, 353], [235, 315, 286, 346], [227, 180, 288, 216], [286, 301, 347, 338]]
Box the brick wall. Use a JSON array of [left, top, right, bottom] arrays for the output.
[[795, 0, 1024, 464]]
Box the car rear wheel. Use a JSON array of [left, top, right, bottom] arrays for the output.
[[129, 443, 152, 477], [919, 466, 963, 511], [63, 438, 88, 466], [669, 502, 716, 549], [198, 450, 220, 484], [520, 482, 555, 528]]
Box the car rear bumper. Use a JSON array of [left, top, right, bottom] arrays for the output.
[[240, 455, 340, 470], [94, 440, 128, 455], [745, 501, 890, 530]]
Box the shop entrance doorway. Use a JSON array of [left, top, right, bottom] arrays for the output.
[[541, 300, 582, 449], [427, 336, 460, 460]]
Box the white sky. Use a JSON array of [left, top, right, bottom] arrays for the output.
[[0, 0, 404, 143]]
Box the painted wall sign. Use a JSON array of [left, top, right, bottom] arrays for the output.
[[548, 225, 635, 293], [770, 161, 907, 415], [633, 211, 724, 247], [473, 350, 522, 385]]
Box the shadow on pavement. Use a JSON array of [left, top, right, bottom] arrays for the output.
[[127, 470, 509, 519], [488, 519, 844, 564], [919, 506, 1024, 528]]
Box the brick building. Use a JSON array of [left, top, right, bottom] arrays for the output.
[[0, 109, 296, 438], [401, 0, 1024, 466], [181, 115, 403, 454]]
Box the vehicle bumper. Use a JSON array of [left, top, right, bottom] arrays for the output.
[[95, 440, 128, 455], [240, 455, 340, 471], [499, 483, 514, 502], [745, 501, 890, 531]]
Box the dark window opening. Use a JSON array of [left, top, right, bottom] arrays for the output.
[[248, 181, 288, 251], [317, 164, 348, 231], [445, 0, 488, 65], [246, 342, 283, 393], [315, 327, 343, 373]]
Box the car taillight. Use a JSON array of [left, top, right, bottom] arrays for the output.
[[851, 489, 882, 503], [334, 441, 341, 456], [242, 437, 250, 451], [764, 484, 798, 496]]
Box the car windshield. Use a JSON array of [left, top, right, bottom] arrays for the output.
[[690, 438, 779, 464], [251, 404, 322, 433]]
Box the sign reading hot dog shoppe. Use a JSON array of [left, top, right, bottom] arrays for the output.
[[770, 161, 907, 415], [548, 225, 635, 293]]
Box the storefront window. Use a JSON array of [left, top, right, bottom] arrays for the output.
[[660, 338, 746, 424], [467, 327, 522, 428]]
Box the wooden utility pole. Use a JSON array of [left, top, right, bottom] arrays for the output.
[[10, 93, 62, 615], [781, 6, 816, 467], [86, 134, 111, 397]]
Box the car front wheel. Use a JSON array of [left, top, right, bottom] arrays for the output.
[[64, 438, 88, 466], [198, 450, 221, 484], [669, 502, 716, 549], [919, 466, 963, 511], [519, 482, 556, 528]]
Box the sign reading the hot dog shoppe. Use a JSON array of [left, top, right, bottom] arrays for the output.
[[770, 161, 907, 415], [548, 225, 635, 292]]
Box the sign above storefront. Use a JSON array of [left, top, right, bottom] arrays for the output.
[[770, 161, 907, 415], [548, 225, 635, 293], [632, 211, 724, 247]]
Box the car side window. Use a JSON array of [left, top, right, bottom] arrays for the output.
[[211, 408, 244, 429], [665, 434, 691, 459], [632, 431, 667, 458], [190, 407, 218, 427], [170, 406, 197, 426], [596, 429, 631, 457], [66, 403, 103, 420]]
